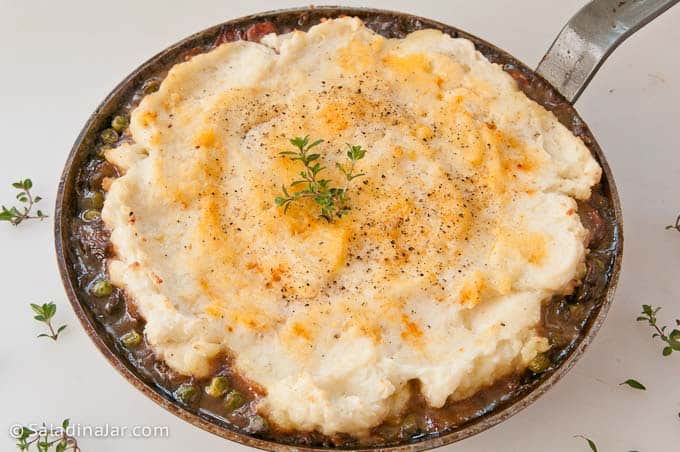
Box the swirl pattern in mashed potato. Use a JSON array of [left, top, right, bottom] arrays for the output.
[[101, 17, 601, 436]]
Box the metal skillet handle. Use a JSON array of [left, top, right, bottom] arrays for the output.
[[536, 0, 679, 103]]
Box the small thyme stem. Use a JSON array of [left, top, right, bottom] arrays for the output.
[[637, 304, 680, 356], [30, 302, 67, 342], [1, 179, 48, 226]]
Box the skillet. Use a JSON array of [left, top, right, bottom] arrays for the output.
[[55, 1, 677, 449]]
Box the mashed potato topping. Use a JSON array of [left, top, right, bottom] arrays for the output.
[[102, 18, 601, 435]]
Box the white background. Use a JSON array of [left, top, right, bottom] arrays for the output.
[[1, 0, 679, 451]]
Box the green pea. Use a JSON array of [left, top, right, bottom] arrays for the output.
[[83, 191, 104, 210], [205, 376, 230, 398], [90, 279, 113, 298], [100, 128, 119, 144], [121, 330, 142, 348], [224, 390, 246, 411], [174, 383, 198, 405], [81, 209, 101, 222], [400, 413, 419, 437], [527, 352, 551, 374], [111, 115, 130, 132], [142, 79, 160, 95]]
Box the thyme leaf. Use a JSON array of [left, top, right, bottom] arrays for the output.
[[619, 379, 646, 390], [574, 435, 598, 452]]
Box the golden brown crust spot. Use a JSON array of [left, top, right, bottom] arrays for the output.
[[400, 314, 423, 343]]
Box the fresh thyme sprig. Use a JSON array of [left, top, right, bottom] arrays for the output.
[[275, 136, 366, 221], [0, 179, 48, 226], [30, 302, 67, 341], [637, 304, 680, 356], [16, 419, 80, 451], [666, 214, 680, 232]]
